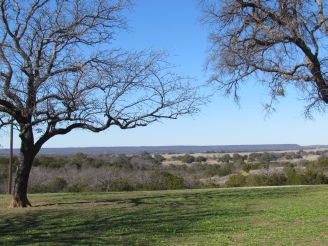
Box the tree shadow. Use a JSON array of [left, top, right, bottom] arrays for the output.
[[0, 191, 255, 245], [0, 187, 310, 245], [32, 195, 167, 208]]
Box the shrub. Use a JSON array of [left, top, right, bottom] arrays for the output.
[[110, 154, 133, 169], [50, 177, 68, 191], [181, 154, 195, 164], [205, 163, 235, 177], [316, 157, 328, 169], [70, 153, 90, 169], [29, 177, 67, 193], [34, 155, 67, 169], [258, 152, 278, 162], [89, 159, 104, 168], [153, 154, 166, 164], [148, 171, 185, 190], [225, 173, 246, 187], [247, 153, 257, 162], [0, 167, 8, 181], [266, 173, 287, 186], [108, 179, 135, 191], [195, 156, 207, 163], [304, 165, 328, 184], [218, 154, 231, 163], [64, 182, 92, 192], [205, 164, 222, 176], [241, 163, 252, 173], [241, 163, 268, 173], [232, 153, 244, 162], [219, 163, 235, 176], [245, 174, 267, 186], [244, 173, 287, 187], [284, 166, 305, 185], [163, 173, 184, 189]]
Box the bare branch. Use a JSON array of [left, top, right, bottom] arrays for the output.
[[0, 0, 201, 155], [201, 0, 328, 115]]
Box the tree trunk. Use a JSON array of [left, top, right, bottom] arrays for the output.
[[10, 127, 35, 208], [7, 118, 14, 194]]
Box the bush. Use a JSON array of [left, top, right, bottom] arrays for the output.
[[284, 166, 305, 185], [64, 182, 92, 192], [108, 179, 135, 191], [195, 156, 207, 163], [241, 162, 268, 173], [219, 163, 235, 176], [205, 163, 234, 177], [205, 164, 222, 176], [34, 156, 67, 169], [316, 157, 328, 169], [110, 154, 133, 169], [163, 173, 185, 189], [50, 177, 68, 191], [29, 177, 67, 193], [245, 174, 267, 186], [225, 173, 246, 187], [258, 152, 278, 162], [153, 154, 166, 164], [148, 171, 185, 190], [244, 173, 287, 187], [304, 165, 328, 185], [218, 154, 231, 163], [232, 153, 244, 163], [241, 163, 252, 173], [0, 167, 8, 181], [266, 173, 287, 186], [181, 154, 195, 164]]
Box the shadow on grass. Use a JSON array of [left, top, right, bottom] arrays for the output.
[[0, 191, 255, 245], [0, 187, 314, 245], [32, 196, 152, 208]]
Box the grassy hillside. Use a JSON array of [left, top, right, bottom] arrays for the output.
[[0, 186, 328, 245]]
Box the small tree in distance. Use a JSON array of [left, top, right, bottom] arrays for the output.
[[0, 0, 201, 207], [201, 0, 328, 114]]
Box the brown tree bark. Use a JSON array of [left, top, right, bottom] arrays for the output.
[[10, 127, 35, 208], [7, 117, 13, 195]]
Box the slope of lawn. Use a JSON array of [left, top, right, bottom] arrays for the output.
[[0, 185, 327, 245]]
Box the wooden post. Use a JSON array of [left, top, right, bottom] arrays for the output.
[[8, 117, 13, 195]]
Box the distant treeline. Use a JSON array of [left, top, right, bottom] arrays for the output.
[[0, 144, 314, 156], [0, 150, 328, 193]]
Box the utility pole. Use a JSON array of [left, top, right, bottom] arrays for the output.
[[8, 117, 13, 194]]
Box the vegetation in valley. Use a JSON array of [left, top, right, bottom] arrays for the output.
[[1, 150, 328, 194]]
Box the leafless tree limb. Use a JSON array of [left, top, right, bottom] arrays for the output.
[[0, 0, 202, 207], [201, 0, 328, 115]]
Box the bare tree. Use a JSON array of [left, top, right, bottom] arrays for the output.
[[0, 0, 201, 207], [201, 0, 328, 113]]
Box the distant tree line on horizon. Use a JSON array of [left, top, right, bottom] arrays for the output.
[[1, 150, 327, 193]]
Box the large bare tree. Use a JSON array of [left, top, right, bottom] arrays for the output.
[[0, 0, 201, 207], [201, 0, 328, 113]]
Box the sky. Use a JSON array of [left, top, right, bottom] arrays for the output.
[[2, 0, 328, 148]]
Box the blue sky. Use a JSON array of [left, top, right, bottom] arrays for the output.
[[2, 0, 328, 148]]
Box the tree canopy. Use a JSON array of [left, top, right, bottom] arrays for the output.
[[201, 0, 328, 115], [0, 0, 201, 207]]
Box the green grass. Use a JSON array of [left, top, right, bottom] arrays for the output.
[[0, 186, 328, 245]]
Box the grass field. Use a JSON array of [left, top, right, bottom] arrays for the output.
[[0, 186, 327, 245]]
